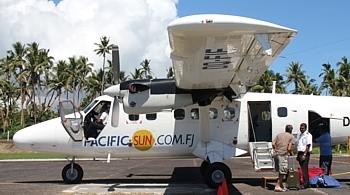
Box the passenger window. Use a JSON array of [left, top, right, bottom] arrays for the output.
[[190, 108, 199, 120], [209, 108, 218, 119], [129, 114, 139, 121], [174, 109, 185, 120], [262, 111, 271, 120], [146, 113, 157, 120], [223, 107, 235, 120], [277, 107, 287, 117]]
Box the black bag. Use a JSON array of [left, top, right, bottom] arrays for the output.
[[286, 155, 300, 190]]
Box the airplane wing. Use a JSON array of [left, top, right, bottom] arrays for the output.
[[167, 14, 297, 94]]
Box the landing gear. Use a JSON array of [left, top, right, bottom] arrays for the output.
[[200, 160, 209, 176], [203, 162, 231, 188], [62, 157, 84, 184]]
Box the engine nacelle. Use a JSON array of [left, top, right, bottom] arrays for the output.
[[103, 78, 235, 114], [123, 90, 193, 114]]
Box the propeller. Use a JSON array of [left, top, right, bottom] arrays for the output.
[[112, 45, 120, 85], [104, 45, 121, 97]]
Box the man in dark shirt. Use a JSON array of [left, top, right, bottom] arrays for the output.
[[313, 125, 332, 175]]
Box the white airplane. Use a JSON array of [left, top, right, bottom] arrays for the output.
[[12, 14, 350, 188]]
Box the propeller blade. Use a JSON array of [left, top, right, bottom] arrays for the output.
[[112, 45, 120, 85]]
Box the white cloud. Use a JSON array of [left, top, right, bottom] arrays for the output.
[[0, 0, 179, 78]]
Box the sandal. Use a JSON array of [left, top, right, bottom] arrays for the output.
[[274, 188, 286, 192]]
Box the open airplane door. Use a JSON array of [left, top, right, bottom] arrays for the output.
[[59, 100, 84, 141], [309, 109, 343, 120], [308, 108, 343, 139]]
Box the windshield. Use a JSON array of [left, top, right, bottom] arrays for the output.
[[83, 100, 98, 113]]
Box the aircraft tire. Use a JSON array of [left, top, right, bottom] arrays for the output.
[[200, 160, 209, 176], [62, 163, 84, 184], [204, 162, 231, 188]]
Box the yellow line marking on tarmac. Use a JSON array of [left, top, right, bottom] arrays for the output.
[[0, 182, 16, 184], [310, 157, 350, 165], [331, 171, 350, 176]]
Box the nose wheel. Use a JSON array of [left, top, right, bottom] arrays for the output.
[[62, 157, 84, 184], [203, 162, 231, 188]]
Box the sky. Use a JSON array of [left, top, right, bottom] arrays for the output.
[[1, 0, 350, 87]]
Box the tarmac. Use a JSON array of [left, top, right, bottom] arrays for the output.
[[0, 155, 349, 195]]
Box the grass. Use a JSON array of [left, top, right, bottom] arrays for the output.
[[0, 152, 67, 160]]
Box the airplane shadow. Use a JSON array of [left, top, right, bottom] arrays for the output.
[[16, 167, 267, 194]]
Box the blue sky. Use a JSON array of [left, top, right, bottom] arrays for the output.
[[175, 0, 350, 86], [48, 0, 350, 85]]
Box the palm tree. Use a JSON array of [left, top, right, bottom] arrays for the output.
[[140, 59, 153, 79], [166, 66, 174, 78], [119, 70, 129, 82], [336, 57, 350, 96], [299, 78, 321, 95], [23, 42, 54, 124], [0, 78, 19, 132], [250, 70, 287, 93], [284, 62, 306, 94], [66, 56, 82, 104], [249, 70, 274, 93], [130, 68, 143, 79], [272, 72, 287, 94], [94, 36, 113, 93], [84, 68, 104, 101], [319, 62, 335, 95], [7, 42, 27, 127], [76, 56, 93, 104]]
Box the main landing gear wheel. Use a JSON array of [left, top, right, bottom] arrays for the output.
[[204, 162, 231, 188], [200, 160, 209, 176], [62, 163, 84, 184]]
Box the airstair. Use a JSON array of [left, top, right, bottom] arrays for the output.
[[249, 142, 275, 171]]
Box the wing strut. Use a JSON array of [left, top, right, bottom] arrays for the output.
[[199, 106, 210, 143]]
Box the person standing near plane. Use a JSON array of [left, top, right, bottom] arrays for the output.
[[296, 123, 313, 189], [272, 124, 295, 192], [313, 125, 332, 175]]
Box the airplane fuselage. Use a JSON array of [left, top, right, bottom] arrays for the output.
[[14, 92, 350, 159]]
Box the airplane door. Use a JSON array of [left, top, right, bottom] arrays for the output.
[[59, 100, 84, 141], [270, 100, 298, 139]]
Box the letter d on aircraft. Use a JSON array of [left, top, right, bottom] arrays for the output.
[[343, 117, 350, 126]]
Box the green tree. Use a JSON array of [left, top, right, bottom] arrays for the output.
[[336, 57, 350, 96], [22, 42, 54, 124], [94, 36, 112, 93], [249, 70, 286, 93], [284, 61, 306, 94], [319, 62, 335, 95], [140, 59, 153, 79], [166, 66, 174, 78], [130, 68, 143, 79], [7, 42, 28, 127]]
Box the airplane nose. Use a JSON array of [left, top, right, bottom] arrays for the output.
[[13, 118, 59, 151], [12, 129, 25, 149], [104, 84, 121, 97]]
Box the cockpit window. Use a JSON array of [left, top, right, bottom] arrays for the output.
[[83, 100, 98, 113]]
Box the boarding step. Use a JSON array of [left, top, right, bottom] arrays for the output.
[[249, 141, 275, 171]]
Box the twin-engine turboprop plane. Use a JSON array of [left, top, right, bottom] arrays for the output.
[[13, 14, 350, 188]]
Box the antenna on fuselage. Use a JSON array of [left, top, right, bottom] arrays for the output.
[[112, 45, 120, 85]]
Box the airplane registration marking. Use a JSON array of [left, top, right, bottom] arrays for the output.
[[202, 48, 230, 70]]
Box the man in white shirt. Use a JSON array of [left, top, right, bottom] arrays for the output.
[[97, 105, 109, 125], [84, 104, 110, 141], [296, 122, 313, 189]]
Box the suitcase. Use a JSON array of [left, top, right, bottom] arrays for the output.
[[286, 156, 300, 190], [298, 166, 324, 185]]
